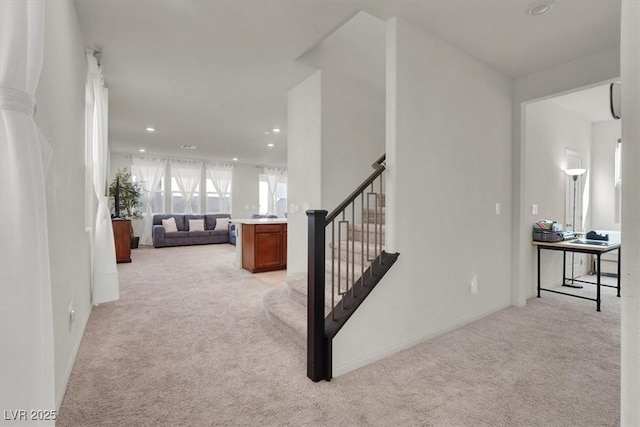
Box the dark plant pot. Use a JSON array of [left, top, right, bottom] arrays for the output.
[[131, 236, 140, 249]]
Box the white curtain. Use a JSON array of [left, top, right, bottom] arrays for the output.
[[86, 53, 119, 305], [132, 157, 166, 245], [170, 159, 203, 213], [205, 162, 233, 213], [264, 167, 287, 215], [0, 1, 55, 421]]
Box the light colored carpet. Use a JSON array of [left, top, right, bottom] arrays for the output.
[[58, 244, 620, 426]]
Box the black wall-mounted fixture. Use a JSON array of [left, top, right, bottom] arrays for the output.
[[610, 82, 621, 120]]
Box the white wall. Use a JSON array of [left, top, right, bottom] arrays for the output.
[[287, 11, 386, 274], [620, 1, 640, 422], [231, 163, 260, 219], [524, 100, 592, 291], [320, 70, 386, 210], [109, 152, 132, 179], [511, 47, 620, 306], [287, 71, 323, 274], [35, 0, 92, 409], [332, 17, 513, 376], [298, 11, 386, 210], [591, 120, 622, 231]]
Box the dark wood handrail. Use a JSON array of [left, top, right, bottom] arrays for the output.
[[325, 154, 385, 224]]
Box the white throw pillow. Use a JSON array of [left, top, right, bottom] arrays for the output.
[[214, 218, 229, 231], [189, 219, 205, 232], [162, 217, 178, 233]]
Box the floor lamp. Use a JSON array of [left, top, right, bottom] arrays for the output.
[[564, 168, 587, 288]]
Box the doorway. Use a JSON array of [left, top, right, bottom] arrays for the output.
[[565, 150, 586, 280]]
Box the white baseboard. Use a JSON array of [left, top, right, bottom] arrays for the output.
[[332, 300, 512, 377], [55, 308, 91, 411]]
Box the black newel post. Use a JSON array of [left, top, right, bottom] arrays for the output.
[[307, 210, 328, 382]]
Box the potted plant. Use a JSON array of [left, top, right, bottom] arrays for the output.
[[109, 168, 143, 249]]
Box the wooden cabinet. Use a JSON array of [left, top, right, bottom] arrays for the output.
[[112, 219, 132, 263], [241, 223, 287, 273]]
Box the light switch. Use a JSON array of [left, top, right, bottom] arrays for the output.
[[495, 203, 501, 215], [532, 204, 539, 215]]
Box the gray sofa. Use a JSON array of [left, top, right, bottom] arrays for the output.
[[152, 214, 232, 248]]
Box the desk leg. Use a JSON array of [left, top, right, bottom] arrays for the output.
[[617, 247, 621, 297], [537, 246, 541, 298], [596, 253, 601, 312], [562, 248, 583, 289]]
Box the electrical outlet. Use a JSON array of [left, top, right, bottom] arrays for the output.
[[495, 203, 501, 215], [532, 204, 539, 215], [470, 275, 478, 295]]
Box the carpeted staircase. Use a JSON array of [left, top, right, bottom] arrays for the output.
[[263, 194, 386, 347]]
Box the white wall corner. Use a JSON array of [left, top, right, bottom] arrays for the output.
[[385, 17, 398, 254]]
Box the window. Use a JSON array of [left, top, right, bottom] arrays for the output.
[[275, 182, 287, 218], [205, 178, 231, 213], [259, 172, 287, 217], [259, 179, 269, 215], [172, 177, 199, 213], [133, 175, 164, 214], [204, 163, 232, 214], [169, 160, 203, 214]]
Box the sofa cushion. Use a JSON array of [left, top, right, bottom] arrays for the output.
[[214, 217, 230, 231], [154, 214, 186, 231], [204, 214, 231, 230], [188, 230, 210, 238], [162, 217, 178, 233], [165, 231, 189, 238], [189, 219, 205, 231]]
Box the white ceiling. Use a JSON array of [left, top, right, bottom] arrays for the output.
[[73, 0, 621, 166]]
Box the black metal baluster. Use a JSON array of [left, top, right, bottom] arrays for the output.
[[379, 175, 383, 261], [351, 202, 355, 294], [331, 220, 335, 320], [361, 192, 364, 286]]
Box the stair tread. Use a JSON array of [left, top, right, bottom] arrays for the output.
[[261, 188, 391, 352], [329, 240, 385, 254], [287, 273, 334, 313], [349, 224, 386, 231], [263, 286, 306, 347], [325, 258, 369, 276]]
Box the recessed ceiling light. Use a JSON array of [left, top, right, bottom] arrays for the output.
[[139, 148, 146, 153], [526, 2, 553, 16], [146, 127, 156, 132], [232, 157, 238, 161], [267, 143, 274, 147], [180, 144, 198, 150], [272, 128, 281, 133]]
